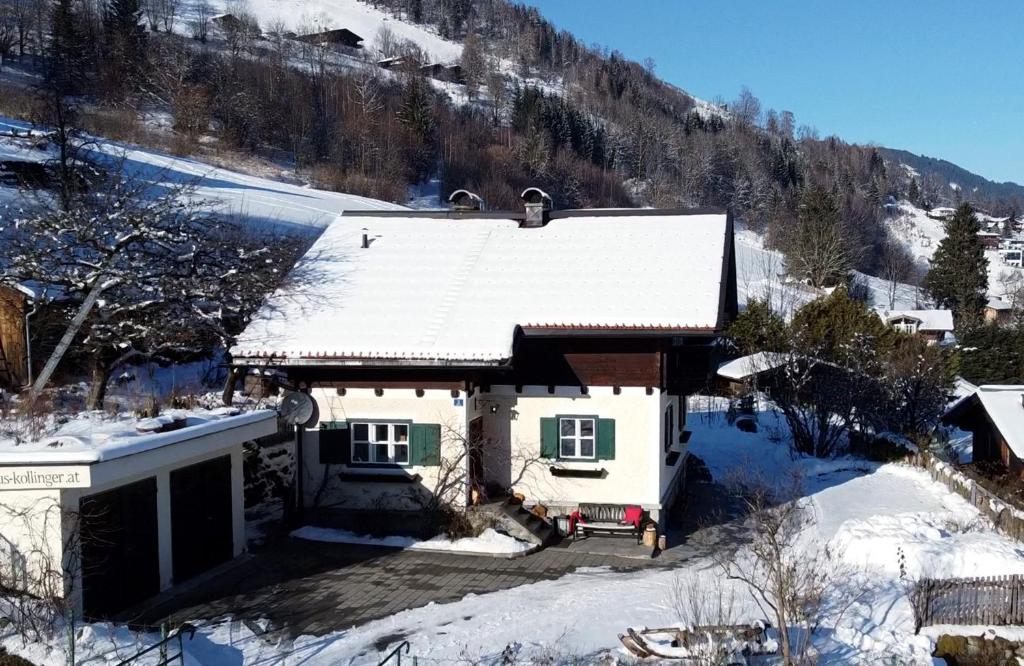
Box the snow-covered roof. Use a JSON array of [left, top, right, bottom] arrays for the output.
[[944, 385, 1024, 459], [0, 409, 276, 465], [987, 297, 1013, 311], [233, 210, 733, 364], [717, 352, 787, 381], [876, 308, 954, 332]]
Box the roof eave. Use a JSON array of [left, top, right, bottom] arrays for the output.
[[231, 356, 509, 369]]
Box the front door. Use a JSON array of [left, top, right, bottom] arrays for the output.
[[468, 417, 484, 502]]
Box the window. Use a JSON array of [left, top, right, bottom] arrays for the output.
[[664, 404, 675, 452], [351, 422, 410, 464], [559, 417, 596, 459]]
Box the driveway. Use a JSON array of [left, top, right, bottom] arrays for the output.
[[133, 456, 740, 640]]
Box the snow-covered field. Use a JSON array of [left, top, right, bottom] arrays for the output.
[[5, 398, 1023, 665], [210, 0, 463, 63]]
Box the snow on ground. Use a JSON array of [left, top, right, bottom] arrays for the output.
[[7, 397, 1024, 665], [211, 0, 463, 63], [291, 525, 534, 555], [0, 115, 402, 233], [734, 228, 924, 315]]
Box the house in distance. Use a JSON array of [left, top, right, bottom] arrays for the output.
[[230, 190, 738, 532]]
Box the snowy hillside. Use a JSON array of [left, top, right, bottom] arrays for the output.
[[209, 0, 463, 62], [0, 116, 402, 232], [886, 200, 1023, 302], [735, 228, 925, 315]]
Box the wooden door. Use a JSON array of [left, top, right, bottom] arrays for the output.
[[80, 478, 160, 618], [170, 456, 233, 583]]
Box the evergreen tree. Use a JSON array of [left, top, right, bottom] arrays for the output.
[[726, 298, 787, 355], [787, 185, 851, 288], [922, 202, 989, 331], [907, 178, 919, 205], [102, 0, 148, 96], [47, 0, 86, 96]]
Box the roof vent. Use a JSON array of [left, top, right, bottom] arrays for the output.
[[448, 189, 485, 211], [521, 187, 552, 228]]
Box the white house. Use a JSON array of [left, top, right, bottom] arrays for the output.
[[231, 195, 738, 530], [0, 409, 276, 618], [875, 308, 954, 344]]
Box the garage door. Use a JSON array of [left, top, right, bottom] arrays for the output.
[[170, 455, 233, 583], [80, 477, 159, 619]]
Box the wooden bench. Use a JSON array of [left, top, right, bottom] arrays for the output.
[[573, 504, 643, 543]]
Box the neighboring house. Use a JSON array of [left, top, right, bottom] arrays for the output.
[[0, 410, 277, 618], [231, 193, 738, 525], [978, 231, 1002, 249], [943, 385, 1024, 477], [985, 297, 1014, 325], [1000, 247, 1023, 268], [875, 308, 954, 344], [420, 63, 465, 84], [295, 28, 364, 48]]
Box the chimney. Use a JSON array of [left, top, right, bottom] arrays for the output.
[[448, 189, 485, 211], [361, 232, 369, 248], [520, 187, 553, 228]]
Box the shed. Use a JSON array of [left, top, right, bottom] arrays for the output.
[[0, 284, 29, 389], [0, 409, 276, 618], [943, 385, 1024, 477]]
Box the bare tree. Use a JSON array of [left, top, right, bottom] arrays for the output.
[[879, 238, 914, 309], [731, 86, 761, 126], [0, 173, 307, 409], [191, 0, 211, 42], [718, 472, 857, 665]]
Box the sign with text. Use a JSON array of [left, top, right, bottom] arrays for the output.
[[0, 466, 92, 490]]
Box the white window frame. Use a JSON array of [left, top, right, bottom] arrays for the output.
[[351, 421, 410, 465], [559, 416, 597, 460]]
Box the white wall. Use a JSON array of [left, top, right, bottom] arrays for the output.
[[658, 392, 688, 509], [0, 488, 64, 600], [303, 386, 469, 510], [475, 385, 663, 511]]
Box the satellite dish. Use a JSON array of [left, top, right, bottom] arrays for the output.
[[279, 391, 319, 428]]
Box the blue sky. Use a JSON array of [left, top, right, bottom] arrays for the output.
[[523, 1, 1022, 185]]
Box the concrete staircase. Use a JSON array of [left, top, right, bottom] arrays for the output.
[[471, 499, 558, 547]]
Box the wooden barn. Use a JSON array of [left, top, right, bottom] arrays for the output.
[[944, 385, 1024, 476], [294, 28, 364, 48], [0, 284, 29, 390]]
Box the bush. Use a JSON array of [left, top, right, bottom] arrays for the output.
[[0, 649, 37, 666], [438, 507, 475, 540]]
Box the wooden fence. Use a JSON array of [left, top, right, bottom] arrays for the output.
[[913, 575, 1024, 631], [915, 452, 1024, 542]]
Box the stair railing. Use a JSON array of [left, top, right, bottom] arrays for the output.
[[377, 640, 411, 666]]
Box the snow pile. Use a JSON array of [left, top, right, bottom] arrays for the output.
[[291, 525, 534, 555], [831, 512, 1024, 579]]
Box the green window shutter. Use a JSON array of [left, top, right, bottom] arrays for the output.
[[410, 423, 441, 466], [319, 421, 350, 465], [540, 417, 558, 459], [597, 418, 616, 460]]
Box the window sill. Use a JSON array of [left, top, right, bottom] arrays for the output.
[[549, 465, 608, 479], [339, 467, 422, 484]]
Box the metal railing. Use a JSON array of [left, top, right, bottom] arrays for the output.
[[114, 622, 196, 666], [377, 640, 411, 666]]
